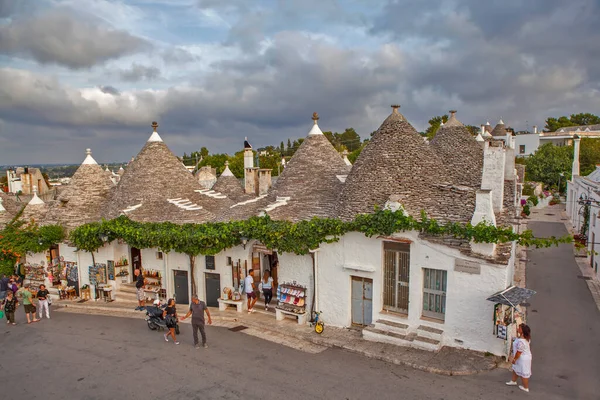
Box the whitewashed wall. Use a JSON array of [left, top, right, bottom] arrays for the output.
[[316, 231, 511, 355], [482, 145, 506, 213], [276, 252, 314, 313]]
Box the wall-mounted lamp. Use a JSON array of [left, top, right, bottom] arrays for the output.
[[241, 236, 248, 249], [99, 234, 109, 243]]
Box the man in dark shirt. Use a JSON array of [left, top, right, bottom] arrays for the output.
[[134, 269, 146, 311], [0, 274, 9, 301], [180, 295, 212, 349]]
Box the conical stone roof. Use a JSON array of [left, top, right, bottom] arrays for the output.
[[105, 122, 225, 223], [45, 149, 115, 231], [430, 111, 484, 188], [491, 119, 507, 137], [336, 105, 473, 223], [211, 162, 247, 202], [261, 113, 351, 222]]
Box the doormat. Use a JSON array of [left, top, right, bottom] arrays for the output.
[[77, 299, 89, 303], [229, 325, 248, 332], [577, 275, 592, 280]]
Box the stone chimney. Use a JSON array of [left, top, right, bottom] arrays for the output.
[[342, 149, 352, 166], [481, 141, 505, 213], [572, 134, 581, 177], [480, 124, 486, 135], [245, 167, 259, 195], [470, 190, 497, 256], [533, 125, 538, 134], [258, 169, 272, 195]]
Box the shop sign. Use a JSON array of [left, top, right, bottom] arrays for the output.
[[252, 244, 273, 254], [454, 259, 481, 275]]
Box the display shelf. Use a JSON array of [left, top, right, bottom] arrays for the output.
[[276, 282, 307, 314]]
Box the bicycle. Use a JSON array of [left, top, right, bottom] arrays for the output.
[[311, 311, 325, 334]]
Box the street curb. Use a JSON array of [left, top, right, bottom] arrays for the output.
[[53, 303, 497, 376]]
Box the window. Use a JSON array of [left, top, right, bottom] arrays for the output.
[[226, 256, 232, 266], [519, 145, 526, 154], [156, 251, 163, 260], [422, 268, 447, 321], [205, 255, 215, 270]]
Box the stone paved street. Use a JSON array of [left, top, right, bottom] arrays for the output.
[[0, 306, 586, 400]]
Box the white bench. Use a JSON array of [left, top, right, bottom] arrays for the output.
[[275, 308, 308, 325], [218, 298, 244, 312]]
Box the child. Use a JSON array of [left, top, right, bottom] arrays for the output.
[[2, 290, 18, 325]]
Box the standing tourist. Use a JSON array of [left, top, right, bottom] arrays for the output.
[[261, 270, 274, 311], [37, 284, 51, 319], [163, 298, 179, 345], [18, 284, 39, 324], [506, 323, 533, 393], [134, 269, 146, 311], [0, 274, 8, 301], [180, 295, 212, 349], [245, 270, 257, 313], [8, 278, 18, 296], [2, 290, 18, 325]]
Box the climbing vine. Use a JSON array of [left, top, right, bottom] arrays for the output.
[[68, 210, 573, 258], [0, 207, 65, 275]]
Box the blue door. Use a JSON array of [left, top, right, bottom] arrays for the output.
[[351, 277, 373, 326]]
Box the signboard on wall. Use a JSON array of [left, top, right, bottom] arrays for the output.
[[454, 259, 481, 275]]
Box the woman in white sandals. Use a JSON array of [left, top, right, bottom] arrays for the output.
[[506, 323, 532, 392]]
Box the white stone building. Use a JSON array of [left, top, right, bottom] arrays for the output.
[[18, 108, 526, 356]]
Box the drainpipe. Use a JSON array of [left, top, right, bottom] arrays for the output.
[[163, 251, 169, 299], [309, 248, 320, 321]]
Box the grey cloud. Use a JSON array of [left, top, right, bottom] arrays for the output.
[[162, 47, 200, 65], [0, 8, 150, 69], [99, 86, 120, 96], [119, 63, 161, 82]]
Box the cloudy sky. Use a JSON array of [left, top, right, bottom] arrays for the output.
[[0, 0, 599, 165]]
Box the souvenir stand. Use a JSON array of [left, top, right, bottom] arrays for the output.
[[89, 263, 110, 300], [143, 269, 166, 302], [276, 281, 308, 324], [24, 263, 45, 292], [114, 256, 130, 283], [487, 286, 536, 359]]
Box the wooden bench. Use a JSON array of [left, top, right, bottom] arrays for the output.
[[275, 308, 308, 325], [218, 298, 244, 312]]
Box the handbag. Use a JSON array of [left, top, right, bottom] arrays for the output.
[[175, 324, 180, 335], [47, 295, 53, 305]]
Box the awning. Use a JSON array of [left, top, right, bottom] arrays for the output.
[[487, 286, 536, 308]]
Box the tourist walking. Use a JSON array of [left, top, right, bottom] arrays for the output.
[[134, 269, 146, 311], [2, 291, 18, 325], [180, 295, 212, 349], [261, 270, 274, 310], [0, 274, 9, 301], [18, 284, 39, 324], [506, 323, 532, 393], [37, 284, 51, 319], [8, 278, 18, 295], [245, 270, 257, 313], [163, 298, 179, 345]]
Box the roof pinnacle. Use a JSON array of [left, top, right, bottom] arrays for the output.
[[391, 104, 400, 114], [312, 112, 319, 124]]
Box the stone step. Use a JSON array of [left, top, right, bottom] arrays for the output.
[[373, 319, 409, 335], [417, 324, 444, 341], [362, 326, 415, 347], [414, 335, 441, 351]]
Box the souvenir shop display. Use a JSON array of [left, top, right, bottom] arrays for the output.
[[24, 263, 46, 291], [114, 256, 129, 282], [143, 269, 166, 300], [89, 263, 107, 287], [65, 262, 79, 296], [276, 281, 307, 315]]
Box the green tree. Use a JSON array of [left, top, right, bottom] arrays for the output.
[[425, 115, 448, 140], [580, 138, 600, 176], [465, 125, 479, 136], [545, 113, 600, 132], [525, 143, 572, 188], [339, 128, 361, 151]]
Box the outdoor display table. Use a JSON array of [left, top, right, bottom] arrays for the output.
[[218, 298, 244, 312]]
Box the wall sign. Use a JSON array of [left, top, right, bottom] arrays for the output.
[[454, 259, 481, 275]]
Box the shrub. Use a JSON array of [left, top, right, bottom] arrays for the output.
[[522, 204, 531, 216], [527, 196, 539, 206], [522, 184, 535, 196]]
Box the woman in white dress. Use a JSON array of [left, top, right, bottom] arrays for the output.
[[506, 323, 532, 392]]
